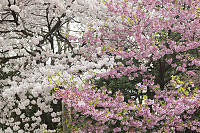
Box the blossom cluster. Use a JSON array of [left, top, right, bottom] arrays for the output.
[[55, 83, 200, 132]]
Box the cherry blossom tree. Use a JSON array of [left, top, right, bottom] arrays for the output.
[[0, 0, 108, 132], [0, 0, 200, 132], [54, 0, 200, 132]]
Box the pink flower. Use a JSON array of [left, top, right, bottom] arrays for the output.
[[165, 58, 173, 64], [186, 71, 196, 76], [174, 105, 184, 115], [187, 109, 196, 114], [171, 63, 177, 68], [126, 60, 133, 65], [123, 126, 129, 131], [177, 66, 186, 72], [194, 60, 200, 66], [113, 127, 121, 133], [134, 73, 138, 77], [176, 126, 184, 131]]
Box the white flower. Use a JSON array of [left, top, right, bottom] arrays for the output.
[[5, 127, 13, 133], [56, 117, 60, 122], [116, 55, 121, 59], [95, 64, 102, 69], [49, 108, 53, 112], [9, 118, 14, 123], [10, 5, 20, 13], [31, 100, 36, 104], [18, 103, 25, 110], [24, 118, 30, 122], [18, 130, 24, 133], [23, 99, 30, 106], [52, 117, 60, 123], [31, 37, 40, 45], [0, 101, 4, 109], [24, 123, 29, 128], [2, 89, 13, 98], [78, 100, 86, 107], [52, 118, 57, 123], [57, 112, 62, 116], [108, 90, 112, 94], [31, 85, 43, 97], [36, 117, 41, 123], [51, 112, 57, 117], [15, 108, 21, 115], [40, 124, 47, 129], [34, 0, 43, 4], [1, 0, 9, 6], [53, 99, 58, 104], [76, 0, 85, 6], [35, 110, 42, 116], [0, 37, 4, 42], [66, 9, 71, 16], [13, 125, 20, 131], [96, 47, 102, 54], [20, 114, 25, 119]]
